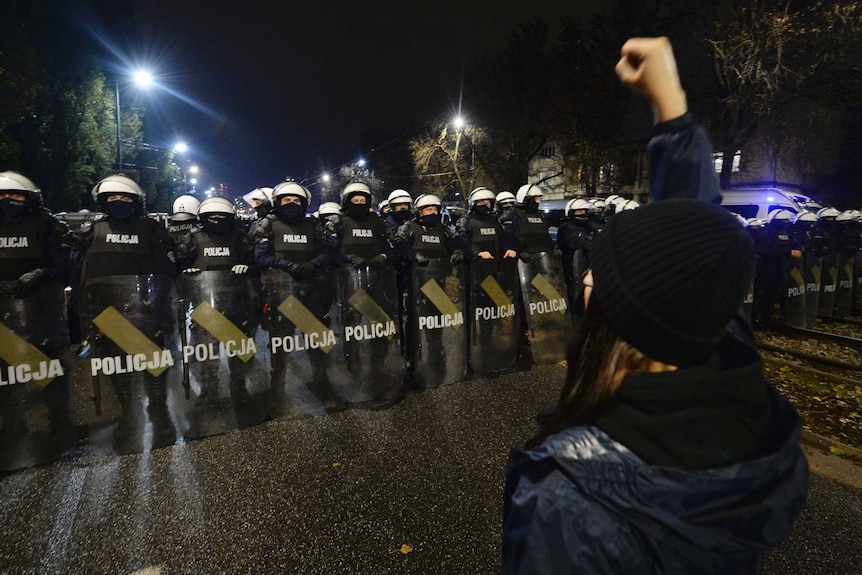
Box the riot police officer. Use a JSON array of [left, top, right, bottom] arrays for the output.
[[72, 174, 178, 452], [242, 187, 274, 234], [501, 184, 554, 258], [749, 209, 802, 326], [557, 198, 595, 306], [323, 182, 394, 266], [395, 193, 465, 387], [255, 182, 342, 415], [383, 189, 414, 241], [168, 194, 200, 253], [495, 191, 516, 216], [456, 187, 518, 374], [0, 171, 74, 463]]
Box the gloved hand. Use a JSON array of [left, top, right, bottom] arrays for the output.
[[450, 250, 464, 266], [413, 253, 430, 267], [231, 264, 249, 275], [519, 252, 532, 263], [369, 254, 388, 268], [289, 262, 318, 279], [13, 268, 48, 298], [348, 255, 366, 268], [182, 267, 202, 275]]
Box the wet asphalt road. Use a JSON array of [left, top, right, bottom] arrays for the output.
[[1, 362, 860, 574]]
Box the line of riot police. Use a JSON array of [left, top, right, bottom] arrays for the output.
[[1, 172, 578, 468]]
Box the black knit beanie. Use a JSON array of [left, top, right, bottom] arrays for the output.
[[591, 199, 755, 366]]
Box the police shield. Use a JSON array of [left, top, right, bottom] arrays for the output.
[[782, 255, 806, 327], [803, 251, 822, 328], [518, 252, 570, 364], [468, 258, 518, 374], [818, 252, 838, 318], [0, 281, 75, 472], [80, 274, 181, 454], [409, 259, 467, 388], [263, 267, 345, 419], [833, 252, 854, 318], [177, 270, 267, 437], [854, 253, 862, 314], [335, 264, 403, 407]]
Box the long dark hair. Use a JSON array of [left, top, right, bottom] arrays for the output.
[[525, 296, 654, 449]]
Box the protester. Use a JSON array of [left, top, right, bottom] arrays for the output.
[[502, 37, 808, 574]]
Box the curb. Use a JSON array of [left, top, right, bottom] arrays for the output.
[[798, 430, 862, 493]]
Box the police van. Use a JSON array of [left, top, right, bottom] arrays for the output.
[[719, 187, 822, 220]]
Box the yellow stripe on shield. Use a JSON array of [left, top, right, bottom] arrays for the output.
[[0, 321, 57, 388], [420, 278, 462, 332], [93, 306, 168, 377]]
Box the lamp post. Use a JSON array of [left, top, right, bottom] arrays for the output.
[[452, 116, 470, 203], [114, 70, 153, 170]]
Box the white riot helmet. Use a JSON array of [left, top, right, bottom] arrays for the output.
[[198, 196, 236, 235], [318, 201, 341, 217], [817, 207, 841, 219], [792, 211, 819, 225], [378, 199, 390, 213], [605, 194, 620, 205], [565, 198, 592, 216], [272, 181, 311, 207], [0, 171, 42, 206], [611, 196, 629, 210], [340, 182, 372, 203], [468, 187, 496, 208], [767, 209, 795, 224], [91, 174, 146, 213], [495, 191, 516, 211], [589, 198, 606, 211], [747, 217, 765, 228], [172, 194, 201, 222], [242, 187, 272, 207], [414, 193, 442, 212], [388, 189, 413, 208], [836, 210, 856, 222], [620, 199, 640, 211], [515, 184, 543, 205]]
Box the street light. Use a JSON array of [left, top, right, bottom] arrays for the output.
[[115, 69, 154, 169]]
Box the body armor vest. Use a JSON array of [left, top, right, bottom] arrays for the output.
[[0, 211, 53, 280], [82, 218, 156, 280], [404, 221, 448, 259], [340, 215, 385, 262], [463, 214, 501, 257], [513, 207, 553, 253], [190, 229, 245, 270], [271, 218, 319, 264]]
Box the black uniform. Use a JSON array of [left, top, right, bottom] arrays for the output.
[[749, 221, 802, 325], [0, 205, 72, 443], [556, 214, 594, 304]]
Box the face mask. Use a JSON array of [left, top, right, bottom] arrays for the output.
[[393, 209, 412, 223], [420, 213, 440, 228], [203, 214, 235, 235], [347, 203, 369, 219], [255, 204, 271, 219], [277, 202, 305, 224], [523, 197, 539, 212], [106, 200, 136, 220], [0, 198, 31, 221], [473, 204, 491, 217]]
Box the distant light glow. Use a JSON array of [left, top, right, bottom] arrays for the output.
[[322, 173, 331, 182], [190, 178, 197, 185], [189, 165, 199, 174], [357, 159, 366, 167], [453, 116, 465, 129], [174, 142, 188, 153]]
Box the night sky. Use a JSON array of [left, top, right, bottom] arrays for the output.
[[127, 1, 601, 199]]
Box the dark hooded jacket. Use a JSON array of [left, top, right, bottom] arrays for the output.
[[503, 334, 808, 574]]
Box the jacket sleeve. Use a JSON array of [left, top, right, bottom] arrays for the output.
[[150, 221, 178, 277], [648, 113, 721, 204], [503, 450, 648, 575]]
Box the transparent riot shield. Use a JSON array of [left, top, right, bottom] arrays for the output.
[[518, 252, 570, 365], [833, 252, 854, 318], [818, 252, 838, 318], [0, 281, 75, 472], [80, 275, 181, 455], [177, 270, 268, 437], [467, 258, 518, 374], [335, 264, 403, 408], [742, 276, 755, 324], [803, 252, 822, 328], [854, 253, 862, 315], [409, 259, 467, 388], [262, 267, 345, 420], [782, 255, 806, 327]]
